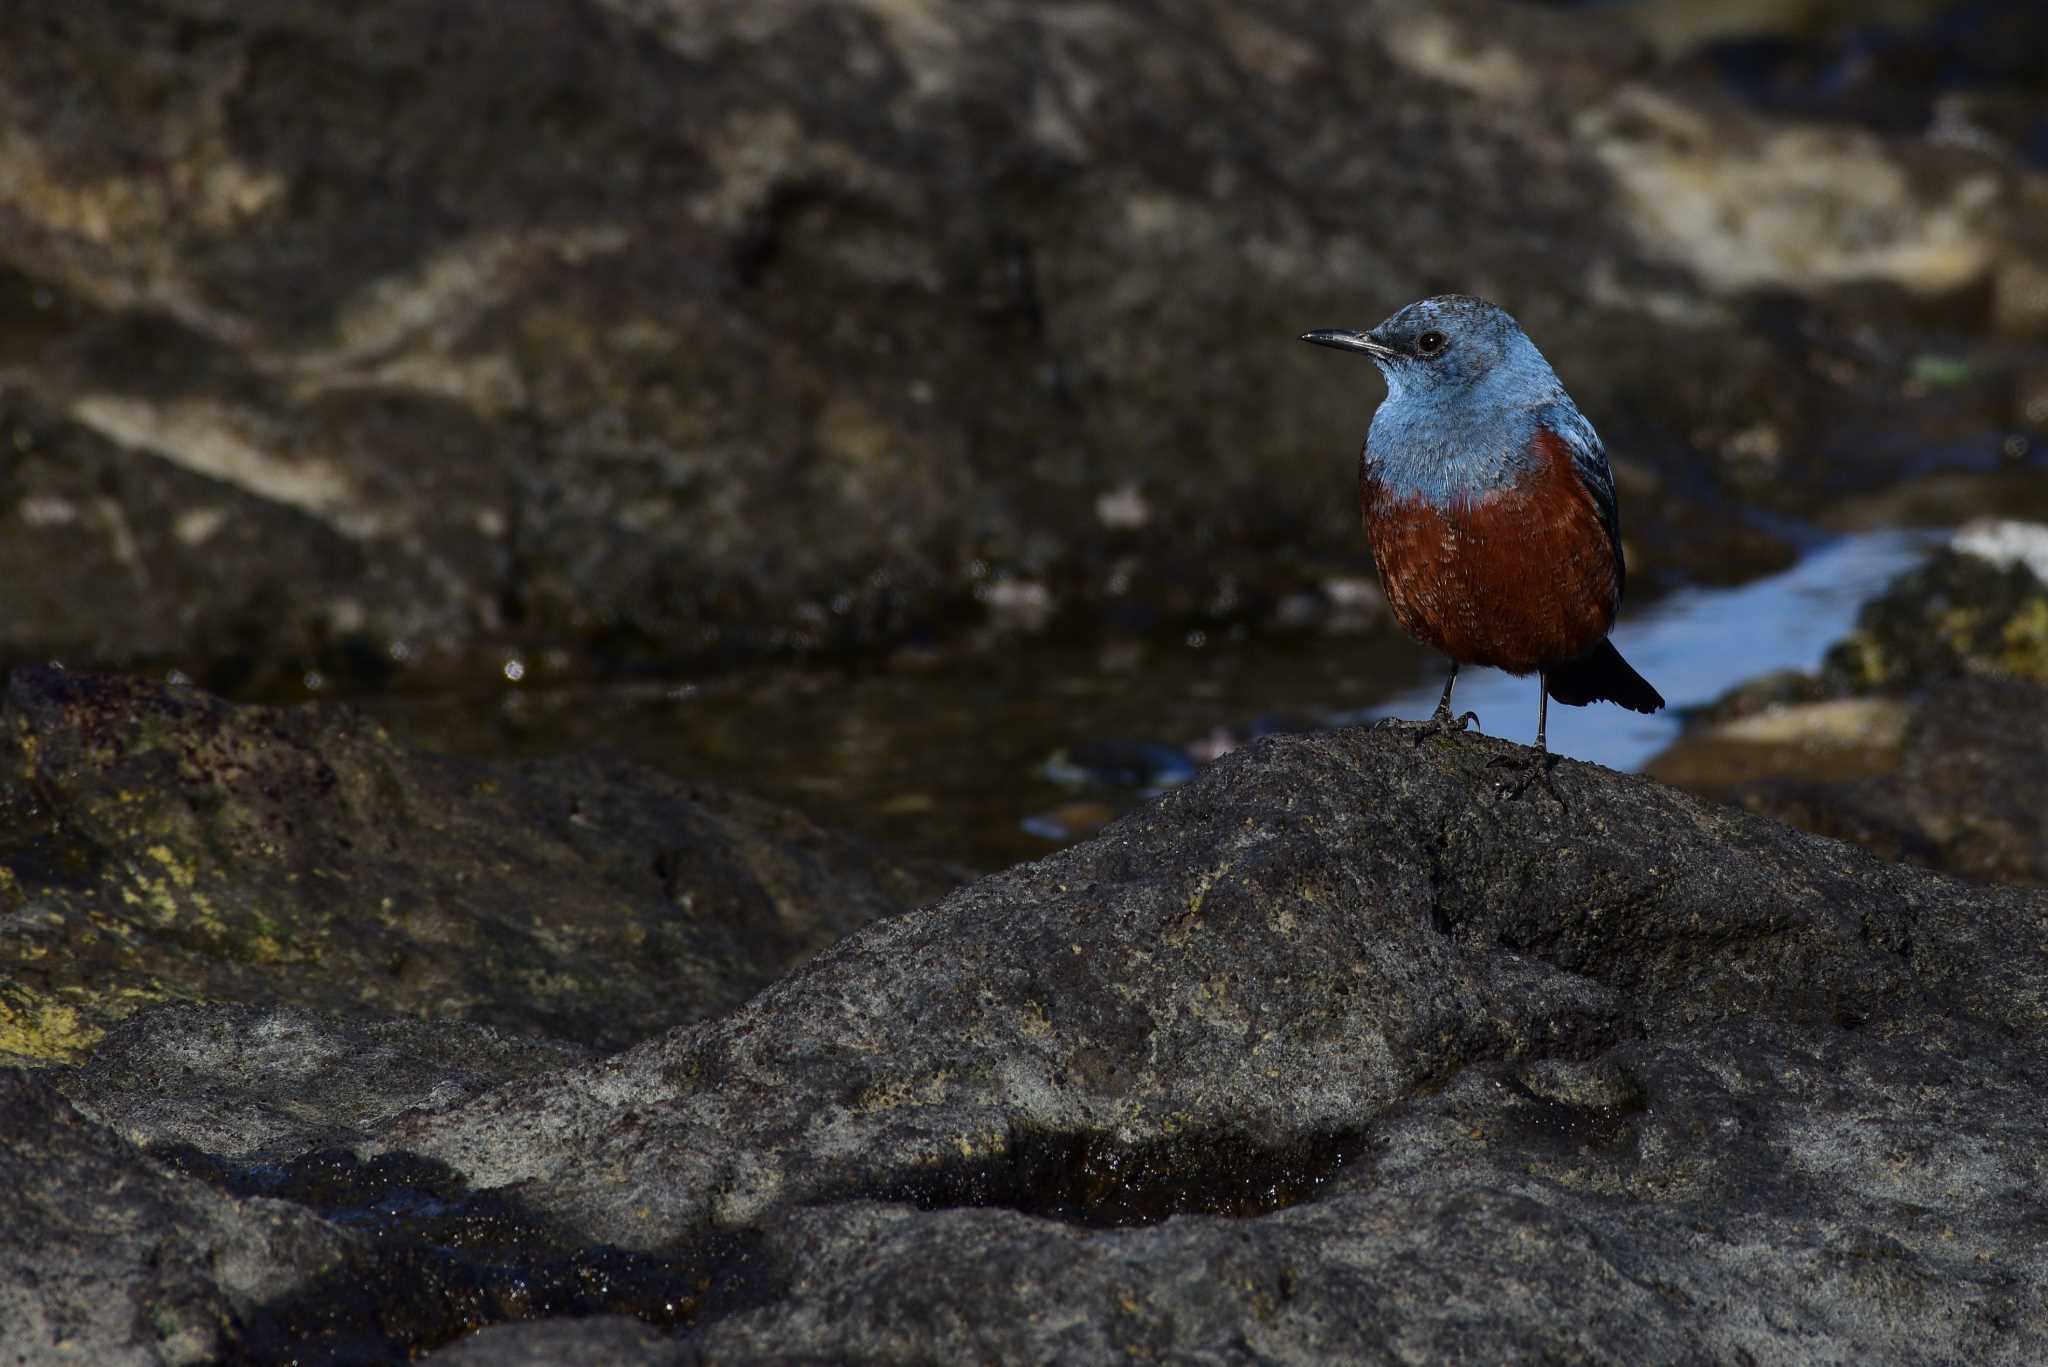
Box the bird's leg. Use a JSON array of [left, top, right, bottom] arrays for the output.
[[1490, 675, 1565, 807], [1403, 661, 1481, 744]]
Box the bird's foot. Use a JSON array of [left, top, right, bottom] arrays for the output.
[[1489, 749, 1565, 809], [1411, 707, 1481, 747]]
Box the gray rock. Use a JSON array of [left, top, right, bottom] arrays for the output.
[[3, 2, 2043, 686], [420, 1317, 688, 1367], [58, 1002, 590, 1161], [361, 723, 2048, 1361], [0, 1068, 357, 1366], [0, 668, 946, 1062]]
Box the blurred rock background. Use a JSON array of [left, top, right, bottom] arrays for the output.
[[2, 0, 2046, 865]]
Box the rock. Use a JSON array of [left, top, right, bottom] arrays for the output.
[[1823, 540, 2048, 691], [57, 1003, 590, 1161], [3, 1, 2046, 686], [1715, 675, 2048, 886], [1645, 694, 1910, 792], [329, 722, 2047, 1361], [0, 1067, 356, 1366], [419, 1317, 689, 1366], [0, 669, 945, 1062]]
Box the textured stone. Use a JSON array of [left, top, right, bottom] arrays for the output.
[[10, 714, 2046, 1361], [351, 722, 2048, 1361], [0, 1068, 356, 1366], [59, 1003, 590, 1161], [0, 669, 944, 1061]]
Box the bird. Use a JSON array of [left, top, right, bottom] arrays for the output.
[[1300, 294, 1663, 799]]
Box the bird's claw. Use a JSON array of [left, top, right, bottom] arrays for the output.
[[1489, 751, 1565, 809], [1411, 708, 1481, 747]]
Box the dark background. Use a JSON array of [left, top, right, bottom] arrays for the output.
[[3, 0, 2045, 866]]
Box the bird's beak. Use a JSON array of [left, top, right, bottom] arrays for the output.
[[1300, 328, 1394, 359]]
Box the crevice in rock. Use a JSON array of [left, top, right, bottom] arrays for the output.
[[1497, 1072, 1650, 1155], [154, 1145, 781, 1365], [830, 1124, 1373, 1230]]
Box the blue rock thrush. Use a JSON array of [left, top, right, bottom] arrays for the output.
[[1301, 294, 1664, 798]]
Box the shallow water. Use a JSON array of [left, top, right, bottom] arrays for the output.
[[368, 528, 1939, 873]]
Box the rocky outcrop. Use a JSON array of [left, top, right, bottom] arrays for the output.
[[360, 722, 2043, 1361], [10, 703, 2048, 1361], [0, 669, 944, 1062], [2, 0, 2044, 688], [1, 1068, 357, 1366]]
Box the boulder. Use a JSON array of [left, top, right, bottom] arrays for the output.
[[0, 668, 944, 1062], [362, 722, 2048, 1362]]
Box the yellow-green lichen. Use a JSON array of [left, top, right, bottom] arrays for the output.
[[1998, 596, 2048, 679], [0, 985, 103, 1063]]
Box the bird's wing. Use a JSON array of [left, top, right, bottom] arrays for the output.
[[1532, 399, 1624, 599]]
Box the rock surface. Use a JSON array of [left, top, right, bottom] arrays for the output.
[[6, 707, 2047, 1362], [358, 721, 2048, 1364], [2, 0, 2045, 687], [0, 668, 944, 1062], [58, 1003, 590, 1162], [0, 1068, 357, 1366], [1702, 676, 2048, 887], [1825, 540, 2048, 693]]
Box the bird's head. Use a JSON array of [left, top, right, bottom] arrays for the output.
[[1300, 294, 1558, 408]]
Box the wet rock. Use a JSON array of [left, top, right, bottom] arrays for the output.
[[165, 1147, 769, 1365], [3, 2, 2046, 686], [0, 669, 944, 1062], [0, 1067, 356, 1366], [342, 723, 2048, 1360]]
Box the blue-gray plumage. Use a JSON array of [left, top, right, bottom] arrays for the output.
[[1302, 294, 1663, 796]]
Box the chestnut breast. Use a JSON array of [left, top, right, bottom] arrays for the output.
[[1361, 428, 1621, 677]]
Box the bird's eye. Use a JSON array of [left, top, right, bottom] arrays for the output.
[[1417, 330, 1447, 357]]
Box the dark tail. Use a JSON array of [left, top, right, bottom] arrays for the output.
[[1546, 638, 1664, 713]]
